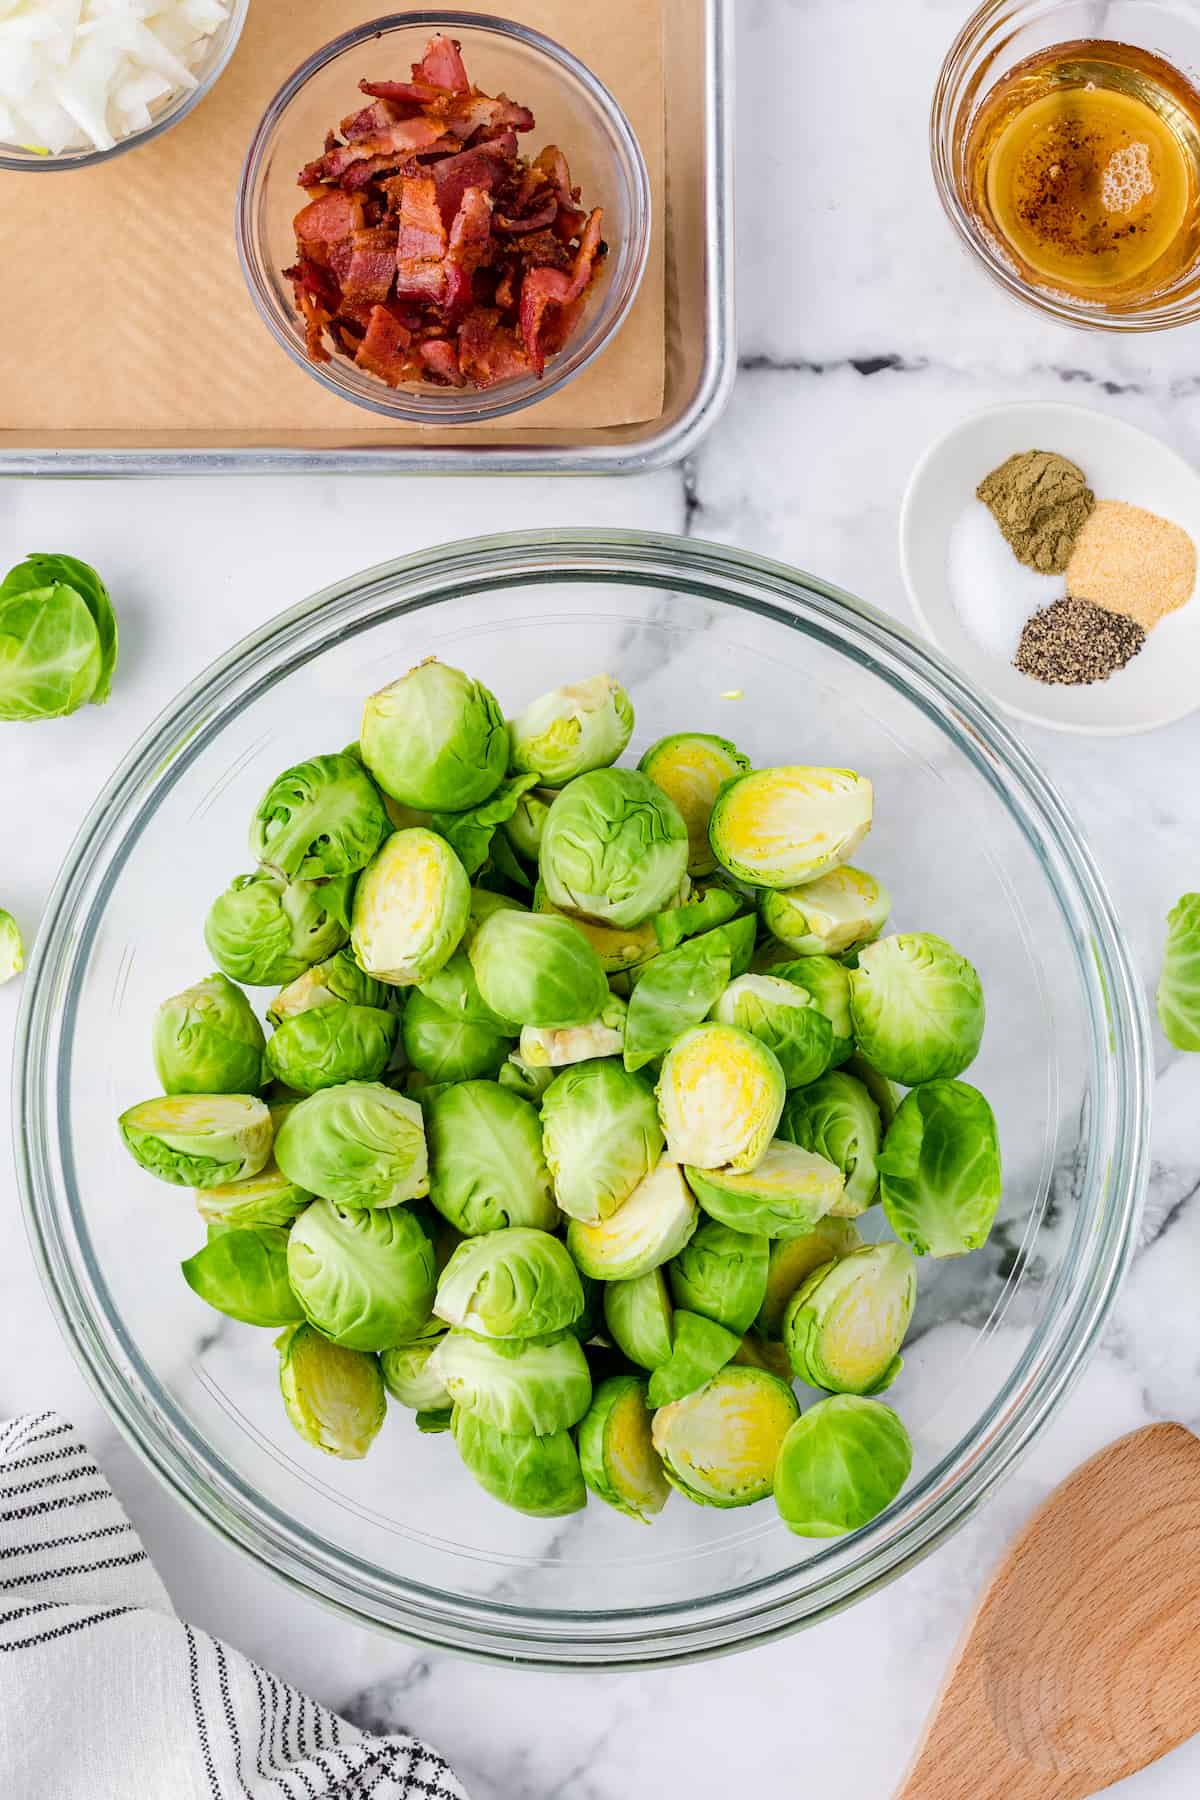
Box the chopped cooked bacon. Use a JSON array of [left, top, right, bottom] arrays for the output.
[[343, 226, 398, 304], [419, 339, 465, 385], [395, 175, 446, 262], [298, 115, 448, 186], [518, 207, 603, 374], [444, 185, 494, 320], [414, 34, 469, 94], [297, 291, 332, 363], [441, 92, 534, 141], [431, 134, 516, 227], [493, 195, 558, 234], [295, 189, 363, 244], [341, 97, 408, 141], [458, 306, 530, 387], [355, 306, 416, 385], [360, 76, 442, 105], [283, 256, 341, 313]]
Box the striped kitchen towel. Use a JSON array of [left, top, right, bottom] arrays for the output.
[[0, 1411, 470, 1800]]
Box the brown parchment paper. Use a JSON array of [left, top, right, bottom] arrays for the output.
[[0, 1, 664, 438]]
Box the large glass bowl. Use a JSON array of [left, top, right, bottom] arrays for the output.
[[15, 531, 1150, 1669]]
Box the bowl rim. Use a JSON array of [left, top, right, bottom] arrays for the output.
[[234, 9, 652, 422], [14, 528, 1152, 1668]]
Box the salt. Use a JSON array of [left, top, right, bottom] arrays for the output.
[[947, 504, 1063, 664]]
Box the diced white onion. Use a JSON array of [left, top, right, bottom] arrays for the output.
[[0, 0, 229, 153]]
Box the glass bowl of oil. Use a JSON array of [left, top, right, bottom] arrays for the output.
[[932, 0, 1200, 329]]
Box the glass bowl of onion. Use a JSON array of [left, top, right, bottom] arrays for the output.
[[0, 0, 248, 169]]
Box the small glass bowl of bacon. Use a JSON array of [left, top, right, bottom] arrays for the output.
[[237, 16, 651, 419]]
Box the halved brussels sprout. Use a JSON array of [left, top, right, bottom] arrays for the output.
[[431, 1329, 592, 1435], [780, 1071, 883, 1218], [402, 988, 511, 1083], [0, 909, 23, 983], [452, 1409, 586, 1516], [783, 1241, 916, 1394], [351, 828, 470, 987], [668, 1219, 769, 1334], [771, 956, 854, 1066], [267, 947, 392, 1028], [652, 1366, 799, 1507], [731, 1331, 794, 1383], [646, 1309, 741, 1408], [656, 1024, 786, 1172], [196, 1151, 313, 1231], [878, 1079, 1002, 1257], [579, 1375, 669, 1522], [685, 1140, 844, 1238], [652, 884, 741, 952], [380, 1335, 451, 1410], [504, 788, 556, 863], [710, 974, 834, 1089], [539, 768, 690, 928], [425, 1080, 556, 1234], [709, 766, 873, 889], [181, 1226, 303, 1328], [567, 1159, 698, 1282], [287, 1198, 437, 1350], [603, 1268, 674, 1370], [849, 932, 985, 1085], [273, 1082, 428, 1209], [119, 1094, 273, 1188], [497, 1053, 556, 1103], [251, 752, 389, 881], [509, 674, 634, 787], [774, 1395, 912, 1537], [205, 870, 353, 987], [152, 972, 265, 1096], [360, 660, 508, 810], [639, 732, 752, 878], [520, 994, 627, 1068], [756, 1219, 862, 1337], [623, 928, 737, 1074], [1157, 893, 1200, 1050], [540, 1059, 664, 1223], [533, 882, 660, 975], [759, 867, 891, 958], [841, 1052, 900, 1127], [435, 1227, 583, 1338], [468, 908, 608, 1029], [276, 1322, 386, 1459], [265, 1001, 398, 1093]]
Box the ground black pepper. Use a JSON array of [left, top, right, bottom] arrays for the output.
[[1014, 597, 1146, 684]]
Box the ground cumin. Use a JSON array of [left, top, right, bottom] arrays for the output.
[[977, 450, 1095, 573]]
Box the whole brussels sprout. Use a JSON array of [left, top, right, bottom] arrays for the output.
[[646, 1309, 741, 1408], [1157, 893, 1200, 1050], [435, 1228, 584, 1338], [468, 908, 608, 1029], [603, 1267, 674, 1370], [639, 732, 751, 877], [452, 1409, 586, 1516], [265, 1001, 397, 1093], [380, 1336, 451, 1410], [361, 660, 508, 810], [416, 947, 511, 1032], [841, 1051, 899, 1127], [0, 909, 23, 983], [709, 766, 874, 889], [774, 1395, 912, 1537], [251, 752, 389, 881], [402, 988, 511, 1083], [425, 1081, 557, 1234], [540, 1059, 664, 1223], [503, 788, 556, 863], [771, 956, 854, 1066], [539, 768, 689, 929], [273, 1082, 428, 1209], [849, 932, 985, 1085], [508, 673, 634, 787], [579, 1375, 669, 1522], [760, 867, 891, 958], [533, 882, 660, 975], [181, 1226, 303, 1328], [668, 1219, 769, 1334], [0, 555, 117, 721], [120, 1094, 273, 1188], [431, 1329, 592, 1435], [878, 1079, 1002, 1257], [567, 1159, 698, 1282], [267, 947, 392, 1028], [652, 1365, 799, 1507], [656, 1024, 786, 1172], [287, 1197, 436, 1350], [783, 1241, 916, 1394], [276, 1322, 386, 1459], [780, 1071, 883, 1218], [152, 972, 265, 1096], [710, 974, 834, 1089], [351, 828, 470, 987], [205, 871, 354, 987], [519, 994, 627, 1069], [685, 1140, 844, 1239], [756, 1219, 862, 1337]]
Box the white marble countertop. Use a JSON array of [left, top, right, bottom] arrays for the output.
[[4, 2, 1200, 1793]]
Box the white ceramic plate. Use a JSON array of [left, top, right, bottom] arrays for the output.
[[899, 401, 1200, 734]]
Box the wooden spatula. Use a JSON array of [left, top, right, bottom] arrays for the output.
[[895, 1423, 1200, 1799]]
